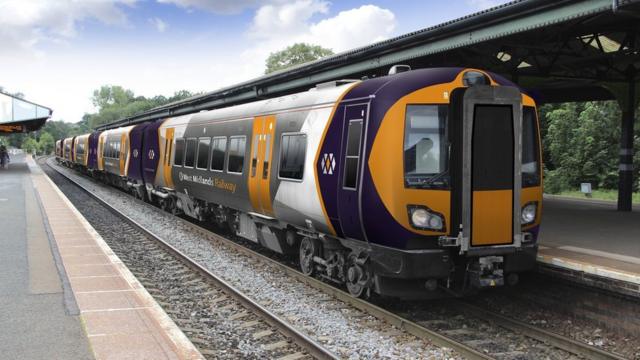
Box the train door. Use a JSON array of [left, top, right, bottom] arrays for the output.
[[141, 120, 162, 186], [337, 103, 368, 240], [248, 115, 276, 216], [127, 124, 146, 181], [88, 133, 99, 170], [450, 85, 522, 252]]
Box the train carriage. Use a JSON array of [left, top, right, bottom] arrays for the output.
[[55, 139, 62, 159], [72, 134, 90, 167], [62, 136, 75, 164], [57, 67, 543, 299], [96, 126, 135, 186]]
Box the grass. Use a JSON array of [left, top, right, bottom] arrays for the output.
[[548, 189, 640, 204]]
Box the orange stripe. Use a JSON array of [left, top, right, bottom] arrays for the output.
[[97, 135, 104, 171], [163, 127, 175, 188], [248, 116, 263, 212], [120, 133, 127, 176], [259, 115, 276, 216]]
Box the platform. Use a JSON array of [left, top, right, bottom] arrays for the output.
[[538, 195, 640, 297], [0, 153, 203, 359]]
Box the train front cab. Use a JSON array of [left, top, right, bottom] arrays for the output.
[[366, 69, 542, 298]]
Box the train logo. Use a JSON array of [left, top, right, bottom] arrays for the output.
[[321, 153, 336, 175], [148, 149, 155, 160], [133, 149, 139, 158]]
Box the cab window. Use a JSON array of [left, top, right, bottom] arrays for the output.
[[522, 106, 541, 187], [404, 104, 449, 189]]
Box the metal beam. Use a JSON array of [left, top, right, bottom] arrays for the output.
[[617, 73, 638, 211]]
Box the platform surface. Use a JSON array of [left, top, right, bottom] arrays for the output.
[[538, 195, 640, 293], [1, 154, 203, 359], [0, 153, 92, 359]]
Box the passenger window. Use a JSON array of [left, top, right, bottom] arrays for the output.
[[197, 138, 211, 169], [227, 136, 246, 174], [184, 138, 196, 167], [343, 120, 362, 189], [173, 139, 185, 166], [210, 137, 227, 171], [279, 134, 307, 180]]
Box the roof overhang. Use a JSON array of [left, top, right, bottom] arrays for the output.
[[0, 91, 52, 134]]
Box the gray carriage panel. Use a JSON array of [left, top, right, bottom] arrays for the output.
[[269, 110, 309, 225], [173, 118, 254, 213], [102, 132, 128, 177]]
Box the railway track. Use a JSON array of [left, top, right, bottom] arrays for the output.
[[42, 158, 336, 360], [44, 157, 630, 360]]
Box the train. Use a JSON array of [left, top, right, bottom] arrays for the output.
[[56, 67, 543, 299]]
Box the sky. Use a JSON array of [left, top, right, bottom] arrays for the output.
[[0, 0, 511, 123]]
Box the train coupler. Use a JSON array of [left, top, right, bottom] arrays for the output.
[[468, 256, 504, 288]]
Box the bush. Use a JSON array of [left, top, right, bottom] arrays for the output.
[[544, 169, 570, 194]]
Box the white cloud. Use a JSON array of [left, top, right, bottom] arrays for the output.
[[0, 0, 136, 54], [305, 5, 396, 52], [241, 1, 396, 77], [0, 1, 397, 124], [250, 0, 329, 39], [149, 17, 167, 32], [157, 0, 264, 14]]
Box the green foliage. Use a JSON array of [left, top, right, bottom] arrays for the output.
[[543, 168, 570, 194], [21, 137, 40, 154], [38, 132, 55, 155], [7, 85, 196, 152], [86, 86, 196, 129], [542, 101, 639, 193], [265, 43, 334, 74]]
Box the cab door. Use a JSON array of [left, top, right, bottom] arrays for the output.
[[337, 103, 368, 240], [248, 115, 276, 216], [450, 85, 523, 251]]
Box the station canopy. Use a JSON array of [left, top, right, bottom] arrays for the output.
[[0, 91, 52, 134], [97, 0, 640, 130]]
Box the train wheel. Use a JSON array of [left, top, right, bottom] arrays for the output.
[[346, 254, 370, 298], [299, 237, 317, 276]]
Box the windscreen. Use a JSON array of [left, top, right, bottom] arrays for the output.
[[404, 104, 449, 189]]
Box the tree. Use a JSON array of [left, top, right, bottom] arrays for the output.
[[22, 137, 40, 154], [38, 132, 55, 155], [543, 101, 628, 192], [265, 43, 333, 74], [92, 85, 135, 109], [86, 85, 197, 129]]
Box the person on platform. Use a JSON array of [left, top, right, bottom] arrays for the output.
[[0, 145, 9, 169]]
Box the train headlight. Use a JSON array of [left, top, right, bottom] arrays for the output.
[[408, 206, 445, 231], [521, 202, 537, 225]]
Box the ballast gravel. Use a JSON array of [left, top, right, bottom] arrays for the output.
[[47, 159, 460, 360]]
